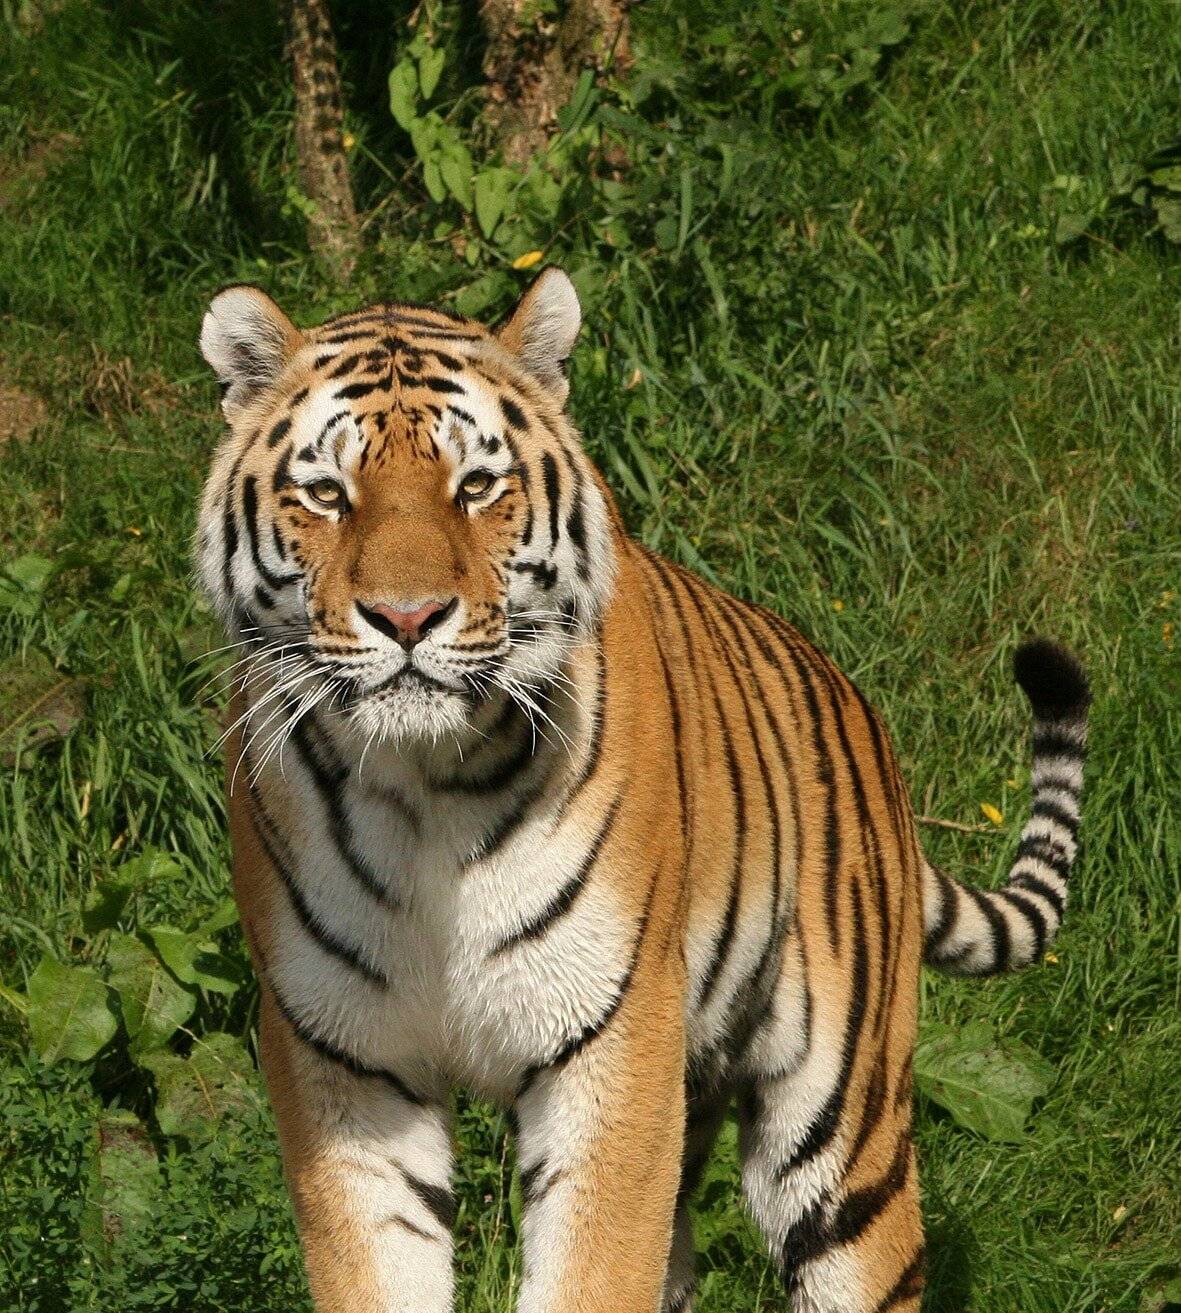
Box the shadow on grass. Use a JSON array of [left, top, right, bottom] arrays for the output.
[[922, 1209, 974, 1312]]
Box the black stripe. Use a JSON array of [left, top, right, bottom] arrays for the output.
[[541, 451, 561, 546], [221, 455, 244, 605], [265, 417, 292, 449], [433, 711, 537, 794], [923, 866, 957, 954], [500, 396, 527, 430], [378, 1214, 438, 1242], [1014, 835, 1071, 880], [422, 375, 464, 395], [781, 1132, 912, 1282], [775, 879, 870, 1179], [844, 1062, 888, 1174], [517, 860, 662, 1094], [327, 352, 362, 378], [269, 982, 421, 1104], [676, 569, 787, 1031], [271, 444, 293, 493], [874, 1247, 926, 1311], [287, 716, 403, 909], [1009, 870, 1066, 918], [404, 1172, 457, 1230], [246, 780, 389, 987], [695, 684, 745, 1009], [645, 561, 744, 1011], [490, 794, 622, 956], [464, 771, 552, 867], [334, 379, 384, 400], [1031, 726, 1086, 758], [996, 888, 1048, 960], [1030, 797, 1080, 834], [550, 638, 608, 829], [829, 1129, 912, 1246], [509, 559, 558, 590], [964, 883, 1010, 971], [1031, 770, 1082, 795], [566, 498, 588, 578], [519, 1160, 563, 1207], [242, 475, 299, 591]]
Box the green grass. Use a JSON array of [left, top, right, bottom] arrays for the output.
[[1, 1, 1179, 1310]]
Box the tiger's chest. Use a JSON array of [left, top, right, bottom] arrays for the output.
[[255, 752, 632, 1102]]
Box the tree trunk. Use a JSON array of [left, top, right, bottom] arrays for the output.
[[480, 0, 632, 167], [286, 0, 360, 278]]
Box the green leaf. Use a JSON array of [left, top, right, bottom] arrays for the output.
[[81, 1109, 161, 1261], [81, 880, 133, 934], [107, 934, 196, 1056], [388, 58, 419, 131], [915, 1020, 1055, 1142], [143, 926, 243, 996], [26, 956, 118, 1064], [437, 130, 475, 212], [1055, 210, 1090, 245], [654, 214, 678, 251], [454, 271, 513, 318], [140, 1032, 260, 1140], [118, 847, 184, 886], [474, 167, 516, 239], [1140, 1262, 1181, 1312], [194, 896, 239, 937], [0, 980, 29, 1015], [4, 552, 54, 593], [416, 45, 445, 100], [409, 113, 439, 164], [0, 650, 85, 765], [556, 69, 597, 136], [423, 157, 446, 204]]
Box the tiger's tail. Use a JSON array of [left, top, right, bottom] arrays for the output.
[[922, 639, 1091, 975]]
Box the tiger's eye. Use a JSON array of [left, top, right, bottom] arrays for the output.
[[306, 479, 345, 510], [458, 469, 496, 500]]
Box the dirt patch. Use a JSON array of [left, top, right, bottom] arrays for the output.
[[0, 129, 78, 212], [81, 345, 179, 422], [0, 385, 49, 444]]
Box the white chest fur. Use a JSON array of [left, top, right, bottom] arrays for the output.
[[247, 704, 632, 1104]]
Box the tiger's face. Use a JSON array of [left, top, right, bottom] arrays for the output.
[[196, 270, 616, 746]]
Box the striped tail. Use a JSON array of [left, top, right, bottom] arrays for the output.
[[922, 639, 1091, 975]]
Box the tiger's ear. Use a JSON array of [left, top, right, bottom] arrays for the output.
[[200, 285, 303, 417], [497, 267, 580, 404]]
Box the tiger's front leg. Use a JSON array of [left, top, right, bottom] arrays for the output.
[[258, 988, 457, 1313], [512, 950, 687, 1313]]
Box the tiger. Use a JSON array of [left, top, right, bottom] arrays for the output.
[[195, 268, 1089, 1313]]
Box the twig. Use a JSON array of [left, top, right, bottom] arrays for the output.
[[916, 815, 992, 835]]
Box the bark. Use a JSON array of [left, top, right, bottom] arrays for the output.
[[480, 0, 632, 167], [286, 0, 360, 278]]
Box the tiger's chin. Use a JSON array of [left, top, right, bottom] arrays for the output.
[[345, 680, 474, 749]]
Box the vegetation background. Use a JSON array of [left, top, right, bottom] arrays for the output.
[[0, 1, 1178, 1310]]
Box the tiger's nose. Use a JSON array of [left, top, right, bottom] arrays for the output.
[[357, 598, 457, 651]]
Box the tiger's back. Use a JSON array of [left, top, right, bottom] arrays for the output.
[[197, 269, 1088, 1313]]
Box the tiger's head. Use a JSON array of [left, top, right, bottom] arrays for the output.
[[195, 269, 617, 747]]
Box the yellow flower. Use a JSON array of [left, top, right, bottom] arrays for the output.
[[342, 131, 356, 151], [511, 250, 544, 270], [980, 802, 1003, 825], [832, 598, 845, 612], [1005, 778, 1019, 790], [1044, 951, 1059, 964]]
